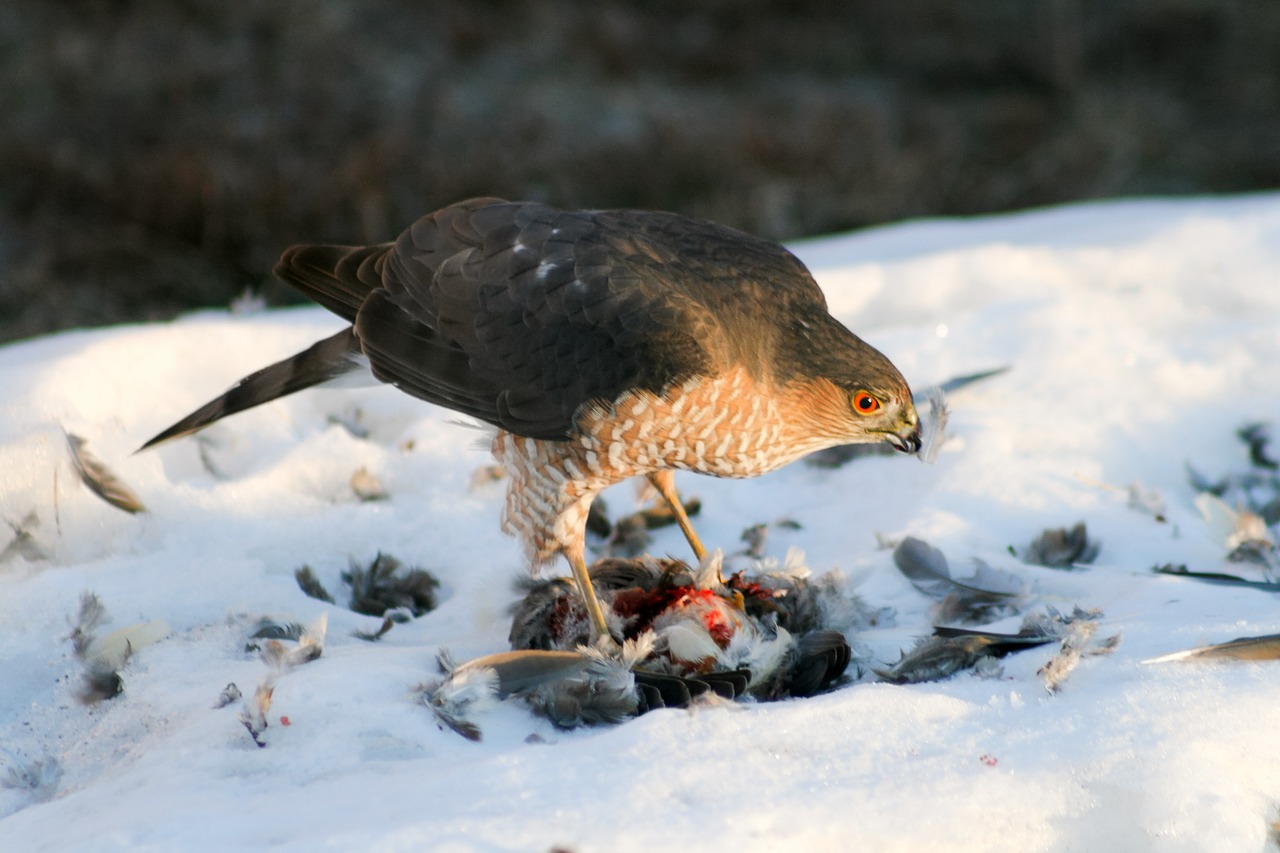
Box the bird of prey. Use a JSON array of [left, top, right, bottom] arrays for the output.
[[140, 198, 921, 640]]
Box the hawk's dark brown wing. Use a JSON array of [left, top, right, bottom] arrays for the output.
[[274, 198, 829, 440]]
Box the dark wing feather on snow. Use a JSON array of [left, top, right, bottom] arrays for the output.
[[875, 636, 998, 684], [893, 537, 1028, 624], [1152, 564, 1280, 592], [931, 625, 1058, 656]]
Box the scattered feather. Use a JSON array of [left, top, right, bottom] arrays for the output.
[[68, 591, 109, 659], [591, 492, 702, 557], [1184, 461, 1229, 497], [353, 615, 397, 642], [1185, 425, 1280, 533], [79, 663, 127, 704], [1152, 563, 1280, 592], [1078, 477, 1167, 523], [1036, 621, 1119, 693], [931, 625, 1057, 656], [0, 749, 63, 800], [584, 497, 613, 539], [915, 388, 949, 465], [1126, 482, 1167, 522], [734, 519, 801, 560], [1195, 492, 1273, 552], [740, 523, 769, 559], [194, 434, 228, 480], [350, 467, 388, 501], [64, 431, 146, 514], [294, 565, 336, 604], [84, 619, 169, 671], [1238, 423, 1279, 470], [64, 592, 153, 704], [875, 635, 999, 684], [214, 683, 242, 708], [228, 287, 266, 315], [881, 606, 1113, 686], [239, 681, 274, 748], [272, 613, 327, 669], [1143, 632, 1280, 664], [893, 537, 1029, 624], [1195, 492, 1278, 573], [343, 553, 439, 619], [234, 615, 325, 747], [601, 514, 651, 558], [418, 649, 506, 741], [634, 496, 702, 532], [248, 618, 309, 643], [0, 511, 49, 563], [1023, 522, 1099, 568]]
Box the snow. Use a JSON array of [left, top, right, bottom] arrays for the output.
[[3, 194, 1280, 852]]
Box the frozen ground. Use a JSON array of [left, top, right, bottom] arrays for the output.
[[2, 194, 1280, 852]]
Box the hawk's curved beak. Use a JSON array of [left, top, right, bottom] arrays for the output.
[[886, 426, 922, 454], [885, 403, 923, 454]]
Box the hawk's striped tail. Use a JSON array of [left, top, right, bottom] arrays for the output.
[[138, 327, 366, 451]]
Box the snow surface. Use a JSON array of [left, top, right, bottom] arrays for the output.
[[3, 194, 1280, 852]]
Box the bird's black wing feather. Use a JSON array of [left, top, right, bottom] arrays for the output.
[[274, 243, 390, 322]]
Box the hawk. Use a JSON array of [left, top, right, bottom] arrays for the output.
[[141, 198, 920, 639]]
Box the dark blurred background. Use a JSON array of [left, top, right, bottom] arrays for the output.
[[2, 0, 1277, 343]]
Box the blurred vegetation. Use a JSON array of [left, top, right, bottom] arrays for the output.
[[1, 0, 1277, 341]]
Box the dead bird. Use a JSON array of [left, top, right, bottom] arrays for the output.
[[511, 551, 851, 691], [445, 550, 859, 734]]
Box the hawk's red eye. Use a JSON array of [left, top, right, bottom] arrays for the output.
[[852, 391, 881, 415]]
